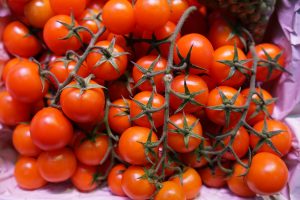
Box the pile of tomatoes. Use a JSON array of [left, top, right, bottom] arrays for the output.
[[0, 0, 293, 199]]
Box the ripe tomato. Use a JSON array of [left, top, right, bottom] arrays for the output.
[[74, 133, 109, 166], [0, 90, 31, 126], [250, 120, 292, 157], [206, 86, 245, 126], [60, 80, 105, 124], [168, 113, 202, 153], [134, 0, 170, 31], [2, 58, 28, 83], [210, 45, 248, 88], [7, 0, 30, 16], [174, 33, 214, 74], [245, 152, 288, 195], [3, 21, 41, 57], [121, 165, 155, 199], [108, 98, 131, 135], [24, 0, 54, 28], [30, 107, 74, 151], [227, 160, 255, 198], [108, 80, 135, 101], [170, 74, 209, 113], [87, 40, 128, 81], [107, 33, 127, 50], [208, 19, 245, 49], [181, 10, 207, 36], [169, 0, 189, 23], [102, 0, 135, 35], [154, 181, 186, 200], [241, 88, 275, 125], [247, 43, 285, 82], [12, 124, 41, 157], [132, 55, 167, 93], [170, 167, 202, 200], [49, 0, 86, 17], [43, 15, 83, 55], [198, 166, 227, 188], [108, 164, 127, 196], [14, 156, 47, 190], [37, 148, 77, 183], [119, 126, 159, 165], [71, 163, 98, 192]]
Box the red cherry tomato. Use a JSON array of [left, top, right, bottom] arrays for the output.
[[71, 163, 98, 192], [108, 164, 127, 196], [49, 0, 86, 18]]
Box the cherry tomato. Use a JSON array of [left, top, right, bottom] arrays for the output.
[[121, 165, 155, 199], [130, 91, 165, 128], [43, 15, 83, 55], [250, 120, 292, 157], [181, 10, 207, 36], [169, 0, 189, 23], [170, 167, 202, 200], [0, 90, 31, 126], [170, 74, 209, 113], [107, 33, 127, 50], [168, 113, 202, 153], [119, 126, 158, 165], [3, 21, 41, 57], [12, 124, 41, 157], [37, 147, 77, 182], [245, 152, 288, 195], [14, 156, 47, 190], [108, 98, 131, 135], [30, 107, 74, 151], [108, 164, 126, 196], [174, 33, 214, 74], [154, 181, 186, 200], [2, 58, 28, 83], [132, 55, 167, 93], [49, 0, 86, 18], [71, 163, 98, 192], [7, 0, 30, 16], [199, 166, 227, 188], [134, 0, 170, 31]]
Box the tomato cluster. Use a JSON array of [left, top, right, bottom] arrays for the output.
[[1, 0, 292, 199]]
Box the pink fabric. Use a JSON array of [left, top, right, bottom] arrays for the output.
[[0, 0, 299, 199]]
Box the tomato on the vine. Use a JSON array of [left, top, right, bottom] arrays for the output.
[[199, 165, 228, 188], [169, 0, 189, 23], [71, 163, 98, 192], [108, 80, 135, 101], [108, 164, 127, 197], [154, 181, 186, 200], [49, 0, 86, 18]]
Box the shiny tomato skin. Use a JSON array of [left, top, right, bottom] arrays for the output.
[[49, 0, 86, 18], [154, 181, 186, 200], [169, 0, 189, 23], [119, 126, 158, 165], [71, 163, 98, 192], [245, 152, 288, 195], [170, 74, 209, 113], [14, 156, 47, 190], [0, 90, 31, 126], [30, 107, 74, 151], [108, 164, 127, 196], [3, 21, 41, 57], [121, 165, 155, 199], [199, 166, 227, 188], [2, 58, 28, 83], [12, 124, 41, 157], [37, 147, 77, 183], [174, 33, 214, 74], [250, 120, 292, 157]]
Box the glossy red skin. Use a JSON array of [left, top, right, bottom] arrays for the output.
[[134, 0, 170, 31], [167, 113, 202, 153], [60, 80, 105, 124], [14, 156, 47, 190], [12, 124, 41, 157], [130, 91, 165, 128], [132, 55, 167, 93], [87, 40, 128, 81], [2, 58, 29, 83], [49, 0, 86, 17], [30, 107, 74, 151], [199, 166, 227, 188], [108, 98, 131, 135], [206, 86, 245, 126], [37, 148, 77, 183], [0, 91, 31, 126], [170, 167, 202, 200], [71, 163, 98, 192], [174, 34, 214, 74], [74, 133, 109, 166], [121, 166, 155, 199], [246, 152, 288, 195], [3, 21, 41, 57], [43, 15, 83, 55], [108, 164, 127, 196], [241, 88, 275, 125], [119, 126, 158, 165], [210, 45, 248, 88], [154, 181, 186, 200], [170, 74, 209, 113], [169, 0, 189, 23], [7, 0, 30, 15], [250, 120, 292, 157]]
